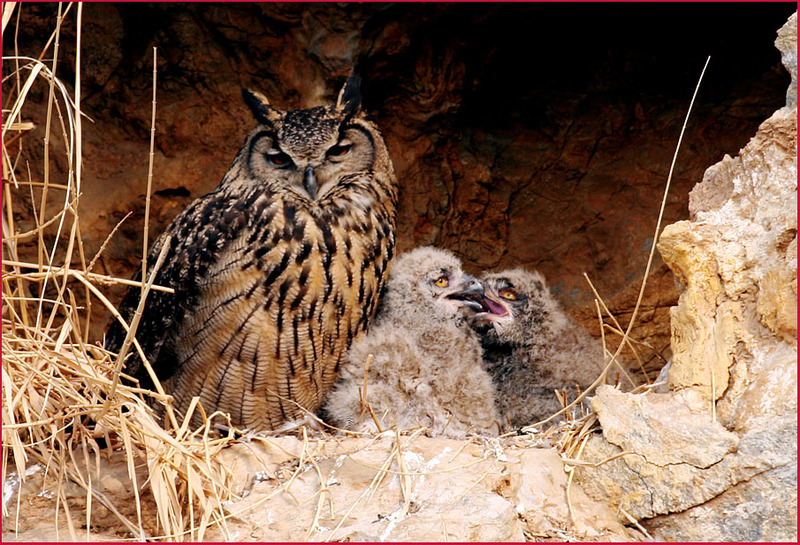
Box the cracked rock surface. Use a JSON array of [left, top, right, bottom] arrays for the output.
[[2, 435, 634, 542], [576, 12, 797, 541]]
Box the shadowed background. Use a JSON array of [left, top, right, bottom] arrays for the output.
[[3, 2, 793, 377]]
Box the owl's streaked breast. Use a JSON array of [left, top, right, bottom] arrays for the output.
[[169, 188, 393, 429], [105, 76, 398, 432]]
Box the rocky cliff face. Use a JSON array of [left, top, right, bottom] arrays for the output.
[[3, 5, 796, 541], [576, 12, 797, 541], [4, 3, 793, 378]]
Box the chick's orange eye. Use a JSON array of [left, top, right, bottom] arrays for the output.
[[434, 276, 449, 288], [500, 289, 518, 301]]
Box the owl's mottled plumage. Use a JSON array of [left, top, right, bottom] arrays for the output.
[[105, 77, 398, 431], [322, 247, 500, 438], [472, 269, 604, 429]]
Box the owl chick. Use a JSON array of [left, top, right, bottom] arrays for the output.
[[471, 269, 605, 429], [105, 76, 398, 431], [321, 247, 500, 438]]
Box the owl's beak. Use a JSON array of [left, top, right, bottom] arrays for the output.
[[456, 277, 484, 299], [446, 276, 509, 317], [445, 276, 486, 312], [303, 166, 319, 200]]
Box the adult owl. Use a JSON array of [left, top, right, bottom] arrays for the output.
[[105, 76, 398, 431], [322, 247, 500, 438], [470, 269, 605, 429]]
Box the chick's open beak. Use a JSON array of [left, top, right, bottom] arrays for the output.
[[445, 276, 487, 312], [446, 275, 510, 317]]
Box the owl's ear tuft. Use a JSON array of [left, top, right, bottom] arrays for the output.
[[242, 88, 283, 127], [335, 75, 361, 115]]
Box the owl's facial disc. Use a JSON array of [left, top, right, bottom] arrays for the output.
[[312, 127, 375, 201], [246, 103, 374, 202]]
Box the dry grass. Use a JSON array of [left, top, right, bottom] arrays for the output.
[[2, 4, 242, 540]]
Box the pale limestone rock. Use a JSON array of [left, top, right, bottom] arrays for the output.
[[659, 18, 797, 400], [215, 434, 527, 541], [576, 12, 797, 541], [663, 66, 798, 398], [575, 410, 795, 521], [509, 448, 629, 540], [775, 12, 797, 109], [2, 434, 633, 542], [656, 221, 732, 399], [646, 463, 798, 541], [208, 434, 632, 542], [590, 386, 739, 468]]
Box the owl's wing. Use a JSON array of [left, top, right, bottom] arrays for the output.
[[104, 187, 257, 387]]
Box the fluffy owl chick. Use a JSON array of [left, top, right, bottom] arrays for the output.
[[472, 269, 605, 429], [105, 76, 398, 432], [322, 247, 500, 438]]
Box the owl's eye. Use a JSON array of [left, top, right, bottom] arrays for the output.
[[327, 143, 352, 158], [434, 276, 449, 288], [499, 289, 518, 301], [267, 151, 293, 167]]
